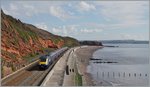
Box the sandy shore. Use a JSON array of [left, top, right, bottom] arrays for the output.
[[75, 46, 102, 86]]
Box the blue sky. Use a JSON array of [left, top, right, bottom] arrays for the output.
[[1, 0, 149, 40]]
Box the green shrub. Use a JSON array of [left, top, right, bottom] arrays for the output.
[[75, 73, 82, 86]]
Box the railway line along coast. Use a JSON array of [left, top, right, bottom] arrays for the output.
[[2, 1, 149, 86], [1, 47, 68, 86], [1, 46, 102, 86], [42, 46, 102, 86]]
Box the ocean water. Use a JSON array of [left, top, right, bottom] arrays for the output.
[[87, 44, 149, 86]]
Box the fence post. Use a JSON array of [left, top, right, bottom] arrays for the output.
[[97, 72, 98, 79], [123, 72, 125, 77], [108, 72, 109, 77], [118, 72, 120, 77], [102, 72, 104, 77], [140, 73, 141, 76], [134, 73, 136, 77], [113, 72, 115, 77]]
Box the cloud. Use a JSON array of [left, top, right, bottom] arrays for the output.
[[2, 3, 20, 16], [2, 2, 40, 18], [2, 1, 71, 18], [51, 26, 68, 36], [96, 1, 149, 24], [81, 28, 103, 33], [2, 1, 148, 40], [52, 27, 62, 33], [35, 23, 48, 30], [51, 25, 77, 36], [50, 24, 103, 37], [78, 1, 96, 12], [49, 6, 71, 20]]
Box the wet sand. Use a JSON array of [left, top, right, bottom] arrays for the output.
[[75, 46, 102, 86]]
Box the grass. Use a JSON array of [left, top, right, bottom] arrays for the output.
[[12, 23, 29, 43], [50, 35, 64, 45], [63, 37, 80, 47], [75, 72, 82, 86], [52, 38, 61, 44], [11, 21, 38, 43]]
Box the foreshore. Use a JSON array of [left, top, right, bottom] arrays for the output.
[[75, 46, 103, 86]]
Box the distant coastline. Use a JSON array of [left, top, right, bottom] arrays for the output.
[[79, 40, 149, 45], [100, 40, 149, 44]]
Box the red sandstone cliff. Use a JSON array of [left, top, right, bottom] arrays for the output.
[[1, 10, 79, 77]]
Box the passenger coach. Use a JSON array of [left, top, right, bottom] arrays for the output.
[[38, 47, 68, 69]]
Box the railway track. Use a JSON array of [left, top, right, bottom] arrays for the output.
[[1, 51, 67, 86]]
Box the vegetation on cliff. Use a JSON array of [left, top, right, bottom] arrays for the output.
[[79, 41, 103, 46], [1, 10, 80, 77]]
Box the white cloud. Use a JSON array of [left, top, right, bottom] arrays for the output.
[[50, 24, 103, 37], [81, 28, 103, 33], [52, 27, 62, 33], [35, 23, 48, 30], [51, 26, 68, 36], [51, 25, 78, 36], [2, 1, 71, 18], [78, 1, 96, 12], [3, 3, 20, 16], [2, 2, 40, 17], [2, 1, 148, 40], [96, 1, 149, 24], [49, 6, 71, 20]]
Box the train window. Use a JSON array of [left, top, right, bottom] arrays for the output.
[[40, 58, 46, 62], [40, 56, 47, 62]]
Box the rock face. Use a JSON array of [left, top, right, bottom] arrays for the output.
[[1, 10, 79, 77], [79, 41, 103, 46]]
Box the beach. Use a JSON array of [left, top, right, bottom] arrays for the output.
[[75, 46, 102, 86]]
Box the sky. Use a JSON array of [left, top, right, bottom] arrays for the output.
[[1, 0, 149, 41]]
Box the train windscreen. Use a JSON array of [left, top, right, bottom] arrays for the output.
[[40, 56, 47, 62]]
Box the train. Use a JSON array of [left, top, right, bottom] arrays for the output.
[[38, 47, 68, 69]]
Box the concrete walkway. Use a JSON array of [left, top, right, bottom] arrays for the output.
[[62, 48, 76, 86], [41, 48, 73, 86]]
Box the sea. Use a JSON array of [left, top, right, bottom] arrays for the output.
[[87, 43, 149, 86]]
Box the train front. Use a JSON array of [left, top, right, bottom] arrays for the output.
[[38, 55, 48, 69]]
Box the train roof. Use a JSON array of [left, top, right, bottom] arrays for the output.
[[40, 47, 68, 58]]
